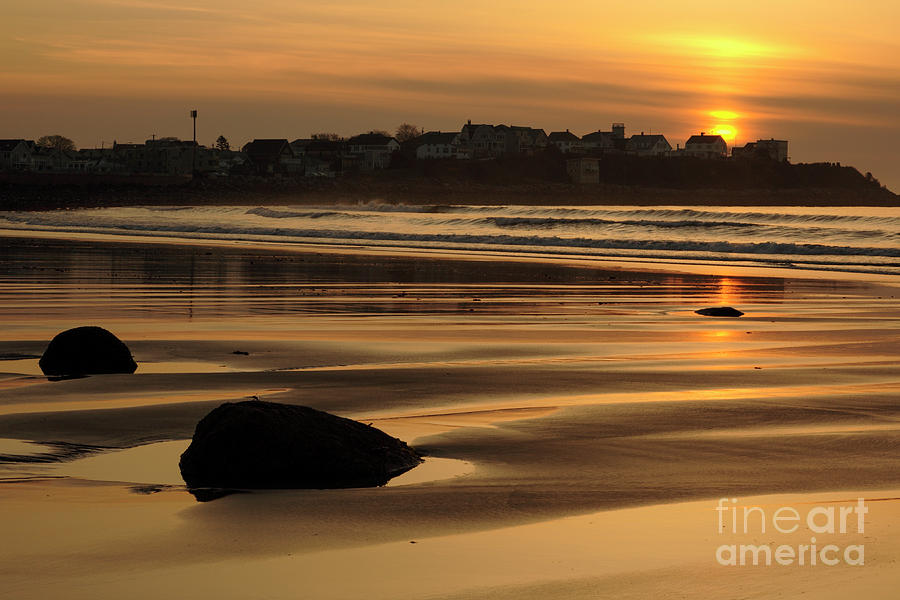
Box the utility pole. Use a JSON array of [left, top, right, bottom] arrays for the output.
[[190, 109, 198, 176]]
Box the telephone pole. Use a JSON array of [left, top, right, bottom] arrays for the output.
[[190, 109, 198, 176]]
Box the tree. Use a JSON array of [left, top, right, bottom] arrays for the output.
[[311, 132, 343, 141], [215, 135, 230, 151], [36, 135, 76, 152], [395, 123, 423, 143], [370, 129, 391, 137]]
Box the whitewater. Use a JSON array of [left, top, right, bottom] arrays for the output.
[[1, 204, 898, 276]]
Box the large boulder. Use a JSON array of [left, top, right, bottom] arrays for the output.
[[39, 326, 137, 376], [695, 306, 744, 317], [179, 400, 422, 490]]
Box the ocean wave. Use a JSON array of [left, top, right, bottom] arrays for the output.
[[487, 216, 760, 229], [246, 207, 350, 219], [3, 214, 897, 259]]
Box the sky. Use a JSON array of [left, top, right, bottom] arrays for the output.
[[2, 0, 899, 189]]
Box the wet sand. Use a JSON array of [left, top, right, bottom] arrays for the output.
[[1, 233, 898, 598]]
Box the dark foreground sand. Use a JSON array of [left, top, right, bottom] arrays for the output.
[[0, 233, 898, 598]]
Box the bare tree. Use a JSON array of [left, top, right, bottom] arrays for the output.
[[215, 135, 230, 151], [395, 123, 423, 143], [370, 129, 391, 137], [36, 135, 76, 152], [311, 132, 343, 141]]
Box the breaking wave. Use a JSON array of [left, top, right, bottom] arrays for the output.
[[1, 203, 898, 275]]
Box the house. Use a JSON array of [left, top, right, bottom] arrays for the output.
[[732, 138, 789, 162], [413, 131, 460, 159], [459, 121, 500, 158], [292, 138, 345, 176], [346, 133, 399, 169], [683, 133, 727, 159], [0, 139, 35, 170], [241, 139, 299, 175], [29, 146, 58, 172], [504, 126, 548, 155], [567, 158, 601, 184], [76, 147, 123, 173], [581, 123, 626, 152], [625, 133, 672, 157], [547, 130, 583, 154]]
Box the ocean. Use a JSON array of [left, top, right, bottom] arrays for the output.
[[1, 204, 897, 276]]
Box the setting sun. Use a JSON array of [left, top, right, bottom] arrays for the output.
[[712, 124, 737, 142]]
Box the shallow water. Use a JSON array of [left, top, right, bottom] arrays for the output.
[[51, 438, 472, 489], [0, 229, 897, 599]]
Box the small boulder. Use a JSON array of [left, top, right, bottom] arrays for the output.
[[695, 306, 744, 318], [39, 326, 137, 376], [179, 400, 422, 490]]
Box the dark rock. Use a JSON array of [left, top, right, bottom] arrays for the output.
[[39, 326, 137, 376], [695, 306, 744, 317], [179, 400, 422, 490]]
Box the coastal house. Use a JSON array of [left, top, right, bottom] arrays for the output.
[[242, 139, 300, 175], [505, 126, 548, 155], [732, 138, 789, 162], [566, 158, 601, 184], [581, 123, 626, 153], [625, 133, 672, 157], [459, 121, 501, 158], [413, 131, 461, 159], [291, 138, 345, 176], [547, 130, 583, 154], [0, 139, 36, 170], [346, 133, 400, 170], [683, 133, 727, 159], [76, 147, 123, 173]]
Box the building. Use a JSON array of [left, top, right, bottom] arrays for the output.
[[346, 133, 400, 169], [459, 121, 503, 158], [683, 133, 727, 159], [412, 132, 461, 159], [625, 133, 672, 157], [291, 138, 344, 176], [242, 139, 300, 175], [505, 126, 548, 154], [0, 139, 36, 170], [732, 138, 789, 162], [566, 158, 601, 184], [547, 130, 583, 154], [581, 123, 626, 152]]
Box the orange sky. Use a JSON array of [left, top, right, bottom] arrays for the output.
[[2, 1, 899, 189]]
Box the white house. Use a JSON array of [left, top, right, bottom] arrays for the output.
[[459, 121, 502, 158], [581, 123, 626, 152], [0, 139, 35, 170], [547, 130, 583, 153], [683, 133, 727, 159], [347, 133, 400, 169], [414, 132, 461, 159], [625, 133, 672, 157], [732, 138, 789, 162]]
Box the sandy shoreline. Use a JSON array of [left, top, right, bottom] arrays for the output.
[[1, 231, 898, 597]]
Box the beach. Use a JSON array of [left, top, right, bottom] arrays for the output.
[[1, 218, 899, 598]]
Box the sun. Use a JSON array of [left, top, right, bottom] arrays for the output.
[[712, 124, 737, 142]]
